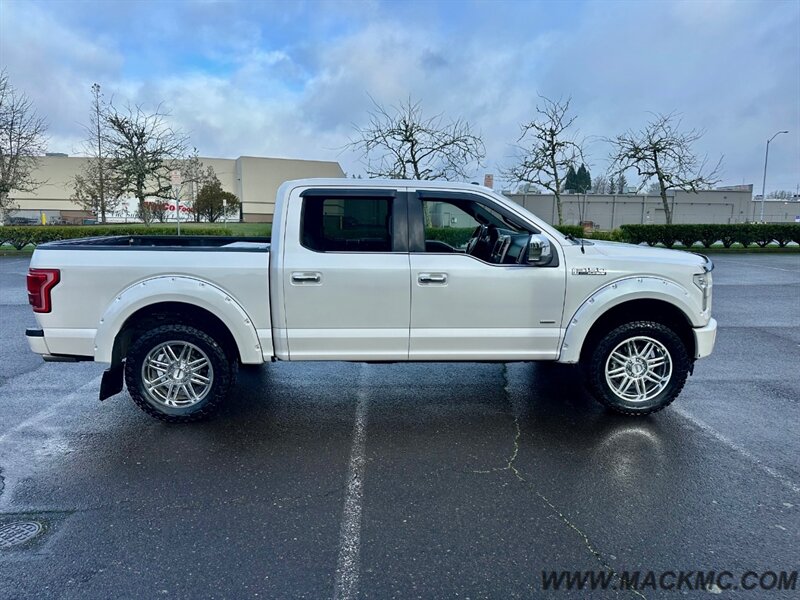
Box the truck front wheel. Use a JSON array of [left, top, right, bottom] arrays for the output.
[[125, 324, 235, 423], [584, 321, 691, 415]]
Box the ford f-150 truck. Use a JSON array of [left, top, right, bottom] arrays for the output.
[[25, 179, 716, 422]]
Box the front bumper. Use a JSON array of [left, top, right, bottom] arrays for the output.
[[693, 318, 718, 359]]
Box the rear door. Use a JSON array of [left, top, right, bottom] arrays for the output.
[[280, 188, 411, 360]]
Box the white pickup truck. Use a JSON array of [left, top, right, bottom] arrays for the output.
[[25, 179, 716, 422]]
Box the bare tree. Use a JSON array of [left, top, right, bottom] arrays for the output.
[[0, 70, 47, 222], [591, 175, 609, 194], [180, 149, 217, 222], [104, 102, 187, 224], [608, 112, 722, 224], [71, 84, 125, 222], [72, 159, 126, 221], [346, 96, 485, 181], [502, 95, 583, 225], [515, 182, 543, 194]]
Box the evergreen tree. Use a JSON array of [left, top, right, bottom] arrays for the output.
[[617, 173, 627, 193], [608, 177, 616, 194], [576, 163, 591, 193], [564, 165, 578, 192], [195, 175, 240, 222]]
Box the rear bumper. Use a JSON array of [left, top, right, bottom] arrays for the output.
[[26, 328, 93, 362], [693, 318, 717, 359], [26, 328, 50, 355]]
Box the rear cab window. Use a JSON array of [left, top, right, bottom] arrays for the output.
[[301, 196, 393, 252]]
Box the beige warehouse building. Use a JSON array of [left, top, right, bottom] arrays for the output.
[[9, 160, 796, 227], [8, 154, 345, 224]]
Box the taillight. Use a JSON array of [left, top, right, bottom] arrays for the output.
[[27, 268, 60, 313]]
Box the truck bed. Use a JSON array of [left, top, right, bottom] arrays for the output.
[[37, 235, 270, 252], [29, 235, 273, 363]]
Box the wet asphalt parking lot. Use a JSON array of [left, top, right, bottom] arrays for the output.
[[0, 252, 798, 599]]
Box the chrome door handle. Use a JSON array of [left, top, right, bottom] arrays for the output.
[[291, 272, 321, 284], [418, 273, 448, 285]]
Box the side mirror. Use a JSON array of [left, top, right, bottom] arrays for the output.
[[527, 234, 553, 266]]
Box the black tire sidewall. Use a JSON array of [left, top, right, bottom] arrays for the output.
[[125, 324, 233, 422], [586, 321, 691, 415]]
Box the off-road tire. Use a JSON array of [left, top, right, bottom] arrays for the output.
[[584, 320, 691, 416], [125, 324, 235, 423]]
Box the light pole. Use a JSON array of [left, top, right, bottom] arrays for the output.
[[759, 130, 789, 222], [170, 170, 182, 235]]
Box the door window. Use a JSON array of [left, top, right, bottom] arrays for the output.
[[301, 197, 393, 252], [421, 198, 529, 263]]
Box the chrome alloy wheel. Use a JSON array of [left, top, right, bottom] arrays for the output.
[[604, 336, 672, 403], [141, 341, 214, 408]]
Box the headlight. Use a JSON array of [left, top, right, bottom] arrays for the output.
[[693, 272, 712, 311]]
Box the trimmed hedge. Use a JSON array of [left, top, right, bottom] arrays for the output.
[[582, 229, 625, 242], [426, 225, 591, 248], [425, 225, 626, 247], [554, 224, 584, 238], [619, 224, 800, 248], [0, 225, 233, 250], [7, 222, 796, 252], [425, 227, 475, 248]]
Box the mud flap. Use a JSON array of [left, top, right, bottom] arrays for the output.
[[99, 362, 124, 401]]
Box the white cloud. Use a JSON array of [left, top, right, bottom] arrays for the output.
[[533, 0, 799, 189], [1, 0, 797, 191], [0, 1, 124, 153]]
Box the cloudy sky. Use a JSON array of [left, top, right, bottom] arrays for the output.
[[2, 0, 798, 192]]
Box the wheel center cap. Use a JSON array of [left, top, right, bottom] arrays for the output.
[[626, 358, 647, 377], [170, 362, 189, 381]]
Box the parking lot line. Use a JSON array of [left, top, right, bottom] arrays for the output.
[[333, 368, 369, 600], [758, 265, 799, 272], [0, 375, 102, 446], [674, 406, 800, 494], [711, 257, 800, 273]]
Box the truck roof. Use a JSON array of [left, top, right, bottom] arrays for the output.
[[281, 178, 496, 193], [277, 177, 568, 242]]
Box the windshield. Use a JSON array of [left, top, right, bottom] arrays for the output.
[[482, 189, 569, 242]]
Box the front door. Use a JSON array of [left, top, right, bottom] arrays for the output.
[[281, 188, 411, 360], [408, 192, 566, 360]]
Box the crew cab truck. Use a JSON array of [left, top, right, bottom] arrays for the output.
[[25, 179, 717, 422]]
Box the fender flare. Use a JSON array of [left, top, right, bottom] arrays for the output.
[[94, 276, 263, 364], [558, 276, 699, 364]]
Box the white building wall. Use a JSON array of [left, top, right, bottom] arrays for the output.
[[504, 186, 793, 228]]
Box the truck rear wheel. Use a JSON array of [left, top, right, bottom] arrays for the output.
[[125, 324, 235, 423], [584, 320, 690, 415]]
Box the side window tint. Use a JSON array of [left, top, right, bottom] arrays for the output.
[[422, 200, 480, 250], [302, 197, 392, 252]]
